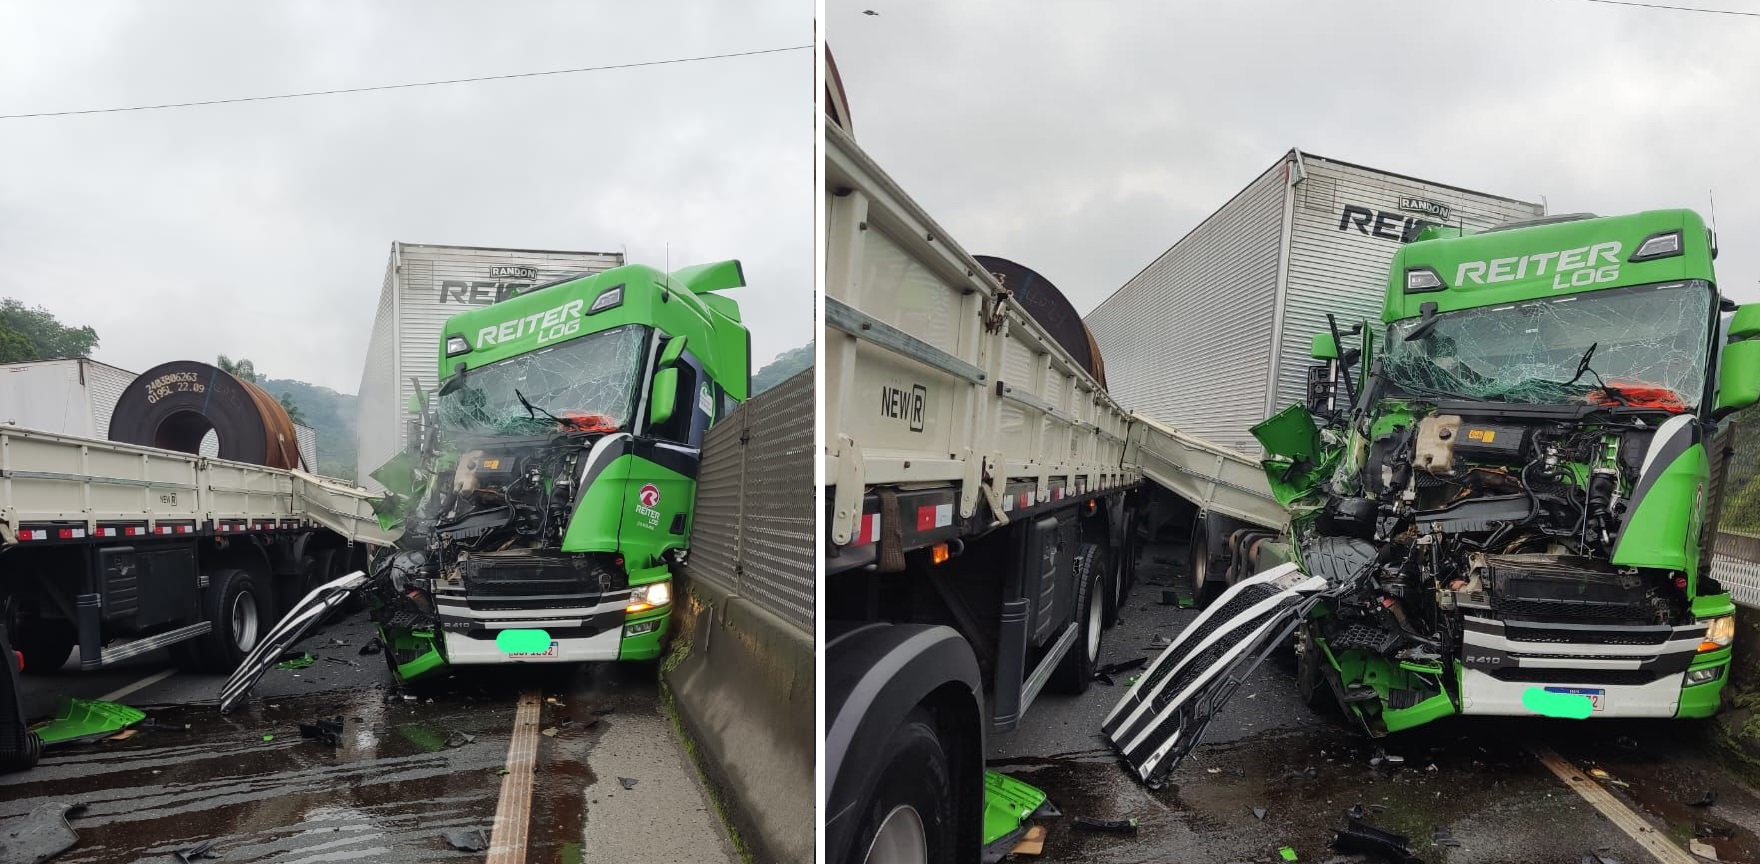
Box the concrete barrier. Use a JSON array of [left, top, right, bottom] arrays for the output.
[[662, 564, 813, 864]]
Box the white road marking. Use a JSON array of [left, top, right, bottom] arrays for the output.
[[486, 689, 543, 864], [97, 668, 177, 703], [1529, 743, 1699, 864]]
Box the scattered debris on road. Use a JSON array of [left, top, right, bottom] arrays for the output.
[[1251, 806, 1267, 820], [275, 652, 316, 670], [1431, 824, 1462, 848], [619, 777, 638, 790], [359, 638, 383, 656], [1689, 838, 1719, 861], [1008, 825, 1046, 856], [1691, 790, 1718, 808], [1586, 767, 1630, 789], [1093, 657, 1147, 685], [299, 717, 344, 747], [30, 698, 145, 747], [0, 801, 86, 864], [1331, 815, 1419, 863], [442, 828, 489, 852], [172, 839, 222, 862], [1071, 817, 1137, 835]]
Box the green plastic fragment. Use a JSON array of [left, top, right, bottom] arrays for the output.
[[275, 652, 315, 670], [981, 770, 1048, 845], [30, 697, 146, 745], [1279, 846, 1298, 861], [262, 734, 274, 742]]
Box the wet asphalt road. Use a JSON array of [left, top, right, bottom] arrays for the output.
[[988, 540, 1760, 864], [4, 613, 734, 863]]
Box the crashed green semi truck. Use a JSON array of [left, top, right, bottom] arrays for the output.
[[372, 260, 751, 679], [1105, 209, 1753, 784], [218, 260, 752, 707]]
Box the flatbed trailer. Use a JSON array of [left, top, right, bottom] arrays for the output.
[[822, 119, 1287, 863], [0, 425, 391, 769]]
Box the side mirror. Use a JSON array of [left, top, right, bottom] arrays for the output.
[[1730, 304, 1760, 340], [1311, 333, 1338, 361], [649, 367, 679, 427], [1716, 339, 1760, 417], [659, 335, 689, 368]]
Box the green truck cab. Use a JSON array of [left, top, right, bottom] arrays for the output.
[[373, 261, 750, 679], [1262, 209, 1753, 732]]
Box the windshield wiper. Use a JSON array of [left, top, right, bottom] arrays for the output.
[[514, 389, 570, 427], [1551, 342, 1628, 406]]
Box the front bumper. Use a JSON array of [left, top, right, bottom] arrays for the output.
[[438, 607, 672, 664], [1458, 615, 1727, 719]]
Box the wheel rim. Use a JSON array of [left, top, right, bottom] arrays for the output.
[[230, 590, 260, 652], [863, 804, 928, 864], [1086, 576, 1104, 662], [1191, 533, 1208, 594]]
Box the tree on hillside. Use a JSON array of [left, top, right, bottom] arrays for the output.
[[217, 355, 304, 423], [0, 299, 99, 362], [752, 342, 813, 394]]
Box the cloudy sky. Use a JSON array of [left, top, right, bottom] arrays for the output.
[[830, 0, 1760, 313], [0, 2, 810, 393]]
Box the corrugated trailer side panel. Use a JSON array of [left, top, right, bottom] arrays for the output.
[[1270, 157, 1544, 414], [390, 243, 624, 451], [355, 250, 401, 490], [1085, 158, 1289, 454], [84, 359, 134, 439]]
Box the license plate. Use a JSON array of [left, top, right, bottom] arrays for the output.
[[508, 641, 559, 658], [1545, 686, 1605, 712]]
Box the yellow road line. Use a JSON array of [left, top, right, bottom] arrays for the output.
[[486, 690, 543, 864], [1528, 743, 1699, 864]]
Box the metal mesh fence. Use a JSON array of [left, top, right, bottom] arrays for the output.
[[1711, 409, 1760, 607], [682, 368, 815, 633]]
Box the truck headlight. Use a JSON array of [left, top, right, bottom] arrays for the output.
[[445, 335, 471, 356], [1699, 615, 1735, 652], [626, 580, 672, 613], [589, 285, 624, 314]]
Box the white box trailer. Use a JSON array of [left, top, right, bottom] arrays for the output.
[[354, 242, 624, 489], [0, 359, 319, 471], [1085, 151, 1544, 453], [0, 359, 134, 440]]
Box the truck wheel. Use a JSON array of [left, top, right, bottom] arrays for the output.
[[1187, 515, 1225, 609], [847, 708, 955, 864], [13, 620, 75, 675], [198, 568, 264, 673], [0, 731, 41, 773], [1050, 543, 1102, 694]]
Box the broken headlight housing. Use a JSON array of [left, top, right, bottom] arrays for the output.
[[1700, 615, 1735, 651]]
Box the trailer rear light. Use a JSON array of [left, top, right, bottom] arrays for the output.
[[1629, 230, 1683, 262], [930, 542, 950, 566], [1699, 615, 1735, 652], [1404, 267, 1446, 293], [55, 528, 84, 539]]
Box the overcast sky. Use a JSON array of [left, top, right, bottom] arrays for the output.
[[830, 0, 1760, 314], [0, 2, 810, 393]]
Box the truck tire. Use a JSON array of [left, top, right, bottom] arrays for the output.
[[13, 619, 74, 675], [1187, 514, 1226, 609], [846, 708, 956, 864], [1050, 543, 1102, 694], [197, 568, 264, 673], [0, 731, 40, 773], [1100, 538, 1125, 627]]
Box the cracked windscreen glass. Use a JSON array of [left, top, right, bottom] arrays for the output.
[[438, 324, 649, 438], [1382, 281, 1713, 410]]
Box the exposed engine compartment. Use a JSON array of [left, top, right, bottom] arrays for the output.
[[1301, 408, 1699, 727]]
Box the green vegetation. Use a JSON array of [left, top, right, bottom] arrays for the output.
[[752, 342, 811, 394], [0, 299, 98, 362]]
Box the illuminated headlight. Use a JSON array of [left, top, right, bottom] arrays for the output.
[[588, 285, 624, 314], [1630, 230, 1683, 262], [445, 335, 471, 356], [626, 580, 672, 613], [1686, 666, 1723, 686], [1404, 267, 1446, 293], [1699, 615, 1735, 651]]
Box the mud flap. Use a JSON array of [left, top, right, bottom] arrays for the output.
[[218, 571, 369, 713], [1102, 563, 1325, 785]]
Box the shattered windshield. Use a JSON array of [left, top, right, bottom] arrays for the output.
[[1382, 281, 1713, 410], [438, 324, 648, 438]]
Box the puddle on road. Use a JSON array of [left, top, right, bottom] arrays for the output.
[[0, 665, 637, 864]]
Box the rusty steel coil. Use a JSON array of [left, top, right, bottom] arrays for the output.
[[973, 255, 1107, 389], [109, 361, 302, 469]]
